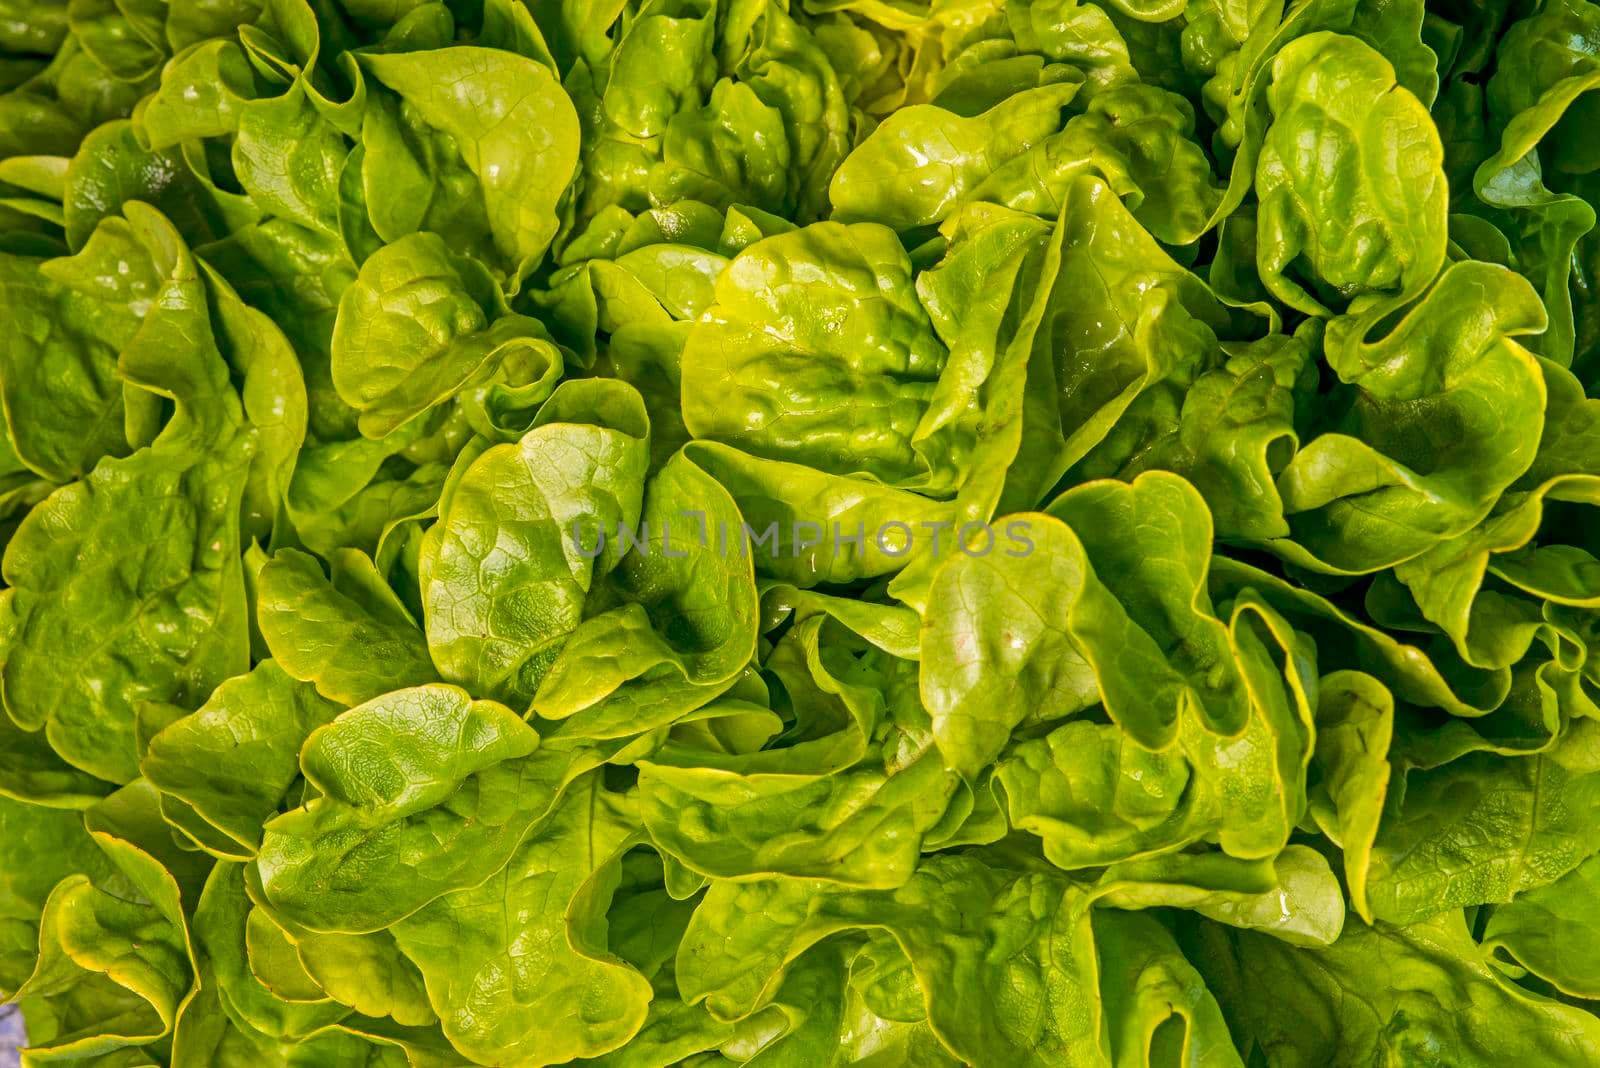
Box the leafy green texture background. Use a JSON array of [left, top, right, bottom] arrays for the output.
[[2, 0, 1600, 1064]]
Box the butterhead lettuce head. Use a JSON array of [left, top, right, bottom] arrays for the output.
[[2, 0, 1600, 1064]]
